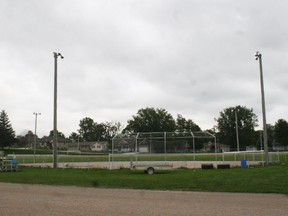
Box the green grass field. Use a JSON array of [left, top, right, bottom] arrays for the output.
[[0, 163, 287, 194], [2, 149, 287, 194]]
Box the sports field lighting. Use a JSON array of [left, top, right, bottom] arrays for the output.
[[33, 112, 41, 163], [255, 51, 269, 166], [234, 109, 240, 152], [53, 52, 64, 168]]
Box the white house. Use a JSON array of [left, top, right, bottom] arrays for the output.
[[91, 142, 108, 152]]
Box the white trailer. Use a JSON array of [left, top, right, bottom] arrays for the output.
[[129, 153, 173, 175]]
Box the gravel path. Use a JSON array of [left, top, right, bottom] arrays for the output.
[[0, 183, 287, 216]]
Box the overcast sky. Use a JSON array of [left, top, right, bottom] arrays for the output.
[[1, 0, 288, 137]]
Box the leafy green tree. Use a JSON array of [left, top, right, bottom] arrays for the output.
[[255, 124, 274, 150], [78, 117, 110, 141], [215, 105, 258, 150], [174, 114, 202, 150], [124, 107, 176, 133], [72, 120, 122, 143], [103, 121, 122, 150], [16, 131, 34, 148], [103, 121, 122, 140], [49, 130, 66, 139], [68, 132, 80, 142], [274, 119, 288, 147], [78, 117, 97, 141], [75, 117, 123, 143], [0, 110, 15, 149], [176, 114, 201, 132], [266, 124, 274, 148], [94, 123, 106, 141]]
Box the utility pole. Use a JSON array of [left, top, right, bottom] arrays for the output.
[[255, 51, 269, 165], [235, 109, 240, 152], [33, 112, 41, 163], [53, 52, 64, 168]]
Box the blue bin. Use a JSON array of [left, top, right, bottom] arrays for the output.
[[241, 160, 247, 168], [11, 159, 17, 168]]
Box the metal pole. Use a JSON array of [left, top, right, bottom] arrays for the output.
[[53, 52, 64, 169], [53, 52, 58, 168], [111, 137, 114, 170], [164, 132, 167, 162], [255, 51, 269, 165], [33, 112, 41, 163], [235, 109, 240, 152], [78, 135, 80, 150], [135, 132, 139, 162], [214, 136, 217, 161], [190, 131, 195, 161], [260, 130, 263, 151]]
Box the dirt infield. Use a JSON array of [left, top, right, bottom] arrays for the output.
[[0, 183, 287, 216]]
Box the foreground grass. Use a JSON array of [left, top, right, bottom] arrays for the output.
[[0, 163, 287, 194]]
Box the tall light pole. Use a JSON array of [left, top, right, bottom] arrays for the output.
[[78, 135, 80, 151], [33, 112, 41, 163], [53, 52, 64, 168], [255, 51, 269, 165], [235, 109, 240, 152]]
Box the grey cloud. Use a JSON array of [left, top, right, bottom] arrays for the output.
[[1, 0, 287, 136]]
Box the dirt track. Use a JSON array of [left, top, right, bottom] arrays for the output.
[[0, 183, 287, 216]]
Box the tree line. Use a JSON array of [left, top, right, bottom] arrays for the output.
[[1, 107, 288, 150]]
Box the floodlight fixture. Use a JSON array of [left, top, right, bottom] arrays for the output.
[[53, 52, 64, 59], [255, 51, 261, 60], [59, 53, 64, 59]]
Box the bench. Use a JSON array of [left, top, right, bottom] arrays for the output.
[[201, 164, 214, 169], [217, 164, 230, 169]]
